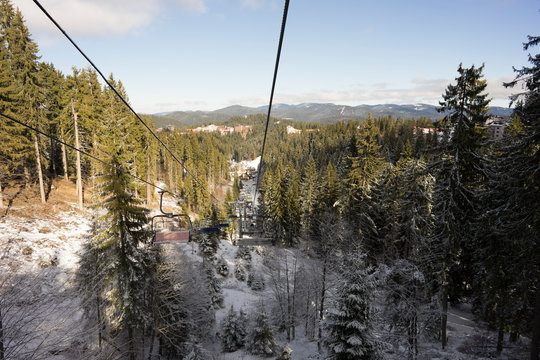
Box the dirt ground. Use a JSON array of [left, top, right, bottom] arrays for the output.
[[0, 177, 183, 220], [1, 178, 94, 219]]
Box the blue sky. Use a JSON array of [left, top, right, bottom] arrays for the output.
[[13, 0, 540, 113]]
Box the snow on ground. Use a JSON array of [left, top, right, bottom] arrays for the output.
[[0, 193, 530, 359], [0, 205, 92, 359], [229, 156, 261, 175], [1, 208, 89, 272]]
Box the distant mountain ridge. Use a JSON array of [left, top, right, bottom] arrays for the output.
[[151, 103, 513, 128]]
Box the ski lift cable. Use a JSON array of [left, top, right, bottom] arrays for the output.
[[0, 112, 173, 196], [31, 0, 218, 203], [253, 0, 290, 205]]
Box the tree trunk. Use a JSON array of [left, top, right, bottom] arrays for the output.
[[34, 133, 46, 204], [441, 284, 448, 349], [61, 128, 68, 181], [49, 137, 56, 176], [0, 181, 3, 208], [147, 328, 156, 360], [168, 159, 175, 193], [531, 277, 540, 360], [0, 306, 4, 360], [415, 313, 419, 358], [304, 289, 310, 337], [128, 326, 135, 360], [497, 329, 504, 355], [146, 153, 152, 205], [96, 295, 102, 353], [318, 259, 327, 353], [285, 259, 291, 342], [24, 167, 30, 189], [291, 257, 297, 340], [72, 100, 83, 209], [92, 136, 98, 190]]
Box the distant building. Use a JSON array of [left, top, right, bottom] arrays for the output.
[[486, 117, 510, 140], [218, 126, 234, 135], [413, 126, 440, 135], [178, 124, 253, 136], [413, 126, 444, 139], [234, 125, 252, 138], [286, 125, 301, 134]]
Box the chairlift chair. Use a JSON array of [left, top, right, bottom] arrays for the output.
[[152, 191, 192, 244], [199, 218, 220, 234]]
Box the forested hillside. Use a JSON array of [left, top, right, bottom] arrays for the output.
[[149, 103, 513, 128], [0, 0, 538, 359]]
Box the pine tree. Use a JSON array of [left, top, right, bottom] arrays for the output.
[[300, 156, 320, 249], [0, 2, 41, 200], [384, 259, 426, 360], [246, 310, 279, 357], [221, 305, 247, 352], [88, 156, 156, 360], [434, 63, 490, 349], [13, 10, 46, 201], [368, 163, 400, 261], [342, 118, 384, 241], [0, 0, 24, 206], [77, 213, 108, 353], [202, 261, 224, 309], [483, 36, 540, 359], [322, 162, 340, 210], [38, 62, 64, 178], [325, 255, 382, 360], [152, 261, 192, 359], [262, 162, 302, 246], [63, 68, 87, 208], [397, 158, 435, 261], [282, 164, 301, 246]]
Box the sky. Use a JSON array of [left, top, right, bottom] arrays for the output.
[[12, 0, 540, 113]]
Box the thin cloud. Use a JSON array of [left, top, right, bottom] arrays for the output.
[[241, 0, 280, 9], [13, 0, 206, 40], [171, 0, 206, 13], [242, 0, 264, 9], [228, 76, 516, 109], [14, 0, 161, 37]]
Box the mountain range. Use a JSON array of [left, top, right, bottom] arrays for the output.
[[150, 103, 513, 128]]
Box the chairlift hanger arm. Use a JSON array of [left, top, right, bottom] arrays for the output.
[[159, 191, 174, 217]]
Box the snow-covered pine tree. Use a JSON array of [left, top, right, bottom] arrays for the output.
[[221, 305, 247, 352], [342, 117, 384, 244], [152, 261, 192, 359], [313, 211, 353, 351], [85, 156, 157, 360], [235, 260, 247, 281], [216, 257, 229, 277], [202, 261, 224, 309], [263, 162, 301, 246], [396, 158, 435, 262], [384, 259, 426, 360], [246, 309, 279, 357], [198, 233, 217, 262], [434, 63, 490, 349], [325, 255, 382, 360], [480, 35, 540, 359], [300, 156, 320, 249], [368, 163, 400, 261], [182, 342, 210, 360], [76, 213, 108, 353]]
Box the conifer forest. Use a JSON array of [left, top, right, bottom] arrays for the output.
[[0, 0, 539, 359]]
